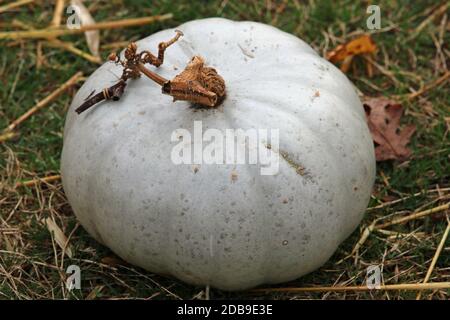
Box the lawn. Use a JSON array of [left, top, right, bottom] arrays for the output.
[[0, 0, 449, 299]]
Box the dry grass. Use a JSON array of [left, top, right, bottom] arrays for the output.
[[0, 0, 449, 300]]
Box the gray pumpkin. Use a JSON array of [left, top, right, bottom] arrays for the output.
[[61, 18, 375, 291]]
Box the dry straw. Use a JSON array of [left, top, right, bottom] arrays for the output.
[[252, 282, 450, 293], [4, 72, 83, 132], [15, 175, 61, 188], [0, 0, 35, 14], [0, 14, 173, 40]]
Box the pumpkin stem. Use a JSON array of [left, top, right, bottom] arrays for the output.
[[161, 56, 226, 107], [137, 62, 168, 86], [76, 31, 226, 114]]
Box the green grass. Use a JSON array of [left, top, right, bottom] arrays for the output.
[[0, 0, 449, 300]]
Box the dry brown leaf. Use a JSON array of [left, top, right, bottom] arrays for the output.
[[101, 256, 126, 267], [45, 217, 73, 258], [363, 97, 416, 161], [327, 35, 377, 63], [381, 194, 398, 202], [71, 0, 99, 57]]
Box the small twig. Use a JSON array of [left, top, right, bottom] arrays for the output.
[[15, 175, 61, 188], [351, 222, 376, 256], [75, 80, 127, 114], [101, 41, 132, 50], [8, 59, 24, 101], [340, 55, 353, 73], [51, 0, 65, 27], [367, 187, 450, 211], [12, 19, 101, 64], [0, 14, 173, 40], [375, 202, 450, 229], [10, 18, 32, 30], [36, 41, 44, 69], [43, 38, 102, 64], [0, 0, 34, 14], [407, 3, 449, 42], [251, 282, 450, 293], [407, 71, 450, 100], [362, 54, 401, 86], [86, 285, 105, 300], [379, 170, 391, 188], [4, 72, 83, 132], [343, 202, 450, 262], [0, 131, 17, 143], [60, 222, 79, 269], [416, 221, 450, 300]]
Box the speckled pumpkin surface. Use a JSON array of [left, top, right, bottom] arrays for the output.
[[61, 18, 375, 291]]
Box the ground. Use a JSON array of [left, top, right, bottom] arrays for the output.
[[0, 0, 449, 300]]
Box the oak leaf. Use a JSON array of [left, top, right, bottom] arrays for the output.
[[363, 97, 416, 161]]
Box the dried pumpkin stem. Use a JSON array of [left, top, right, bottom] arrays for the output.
[[140, 30, 183, 67], [137, 62, 168, 86], [75, 80, 127, 114], [76, 31, 226, 113], [161, 55, 225, 107]]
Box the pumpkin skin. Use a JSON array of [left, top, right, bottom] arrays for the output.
[[61, 18, 376, 291]]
